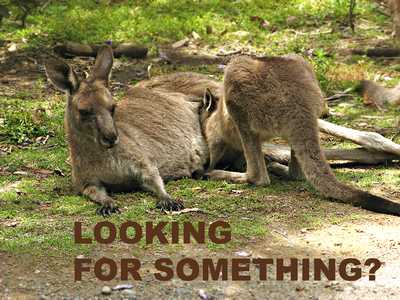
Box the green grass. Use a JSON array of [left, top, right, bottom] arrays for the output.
[[1, 0, 400, 259]]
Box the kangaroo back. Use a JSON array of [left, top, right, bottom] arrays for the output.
[[135, 72, 222, 100]]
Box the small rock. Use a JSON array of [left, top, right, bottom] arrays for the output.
[[234, 250, 251, 257], [231, 189, 244, 194], [192, 31, 201, 40], [101, 286, 112, 295], [34, 269, 40, 274], [76, 254, 85, 259], [172, 37, 189, 49], [13, 171, 28, 176], [198, 289, 209, 300], [5, 220, 19, 228], [7, 43, 17, 52], [300, 228, 308, 234], [113, 284, 133, 291]]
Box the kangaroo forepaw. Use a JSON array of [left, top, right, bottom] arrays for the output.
[[156, 198, 184, 212], [96, 203, 121, 217]]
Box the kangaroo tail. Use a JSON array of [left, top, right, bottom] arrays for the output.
[[289, 118, 400, 216]]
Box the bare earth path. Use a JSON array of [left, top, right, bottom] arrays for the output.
[[1, 210, 399, 300]]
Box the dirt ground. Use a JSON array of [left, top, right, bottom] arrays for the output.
[[1, 212, 400, 299]]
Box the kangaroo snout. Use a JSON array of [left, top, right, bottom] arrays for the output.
[[100, 131, 119, 148]]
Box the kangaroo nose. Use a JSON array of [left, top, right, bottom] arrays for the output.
[[101, 134, 119, 148], [105, 135, 117, 144]]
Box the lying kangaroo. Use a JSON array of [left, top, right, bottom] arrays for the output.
[[135, 71, 222, 99], [201, 55, 400, 216], [357, 80, 400, 108], [135, 71, 224, 130], [45, 46, 208, 215]]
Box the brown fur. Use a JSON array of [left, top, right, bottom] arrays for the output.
[[358, 80, 400, 107], [202, 55, 400, 216], [136, 72, 248, 171], [45, 46, 208, 215], [135, 72, 222, 99]]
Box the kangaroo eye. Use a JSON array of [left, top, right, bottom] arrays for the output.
[[79, 109, 94, 118]]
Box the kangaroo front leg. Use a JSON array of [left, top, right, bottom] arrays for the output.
[[141, 168, 184, 211], [82, 185, 120, 217], [236, 125, 270, 186], [289, 149, 305, 180]]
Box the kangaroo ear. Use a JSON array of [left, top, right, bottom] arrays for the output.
[[203, 88, 217, 112], [45, 59, 79, 94], [90, 45, 113, 84]]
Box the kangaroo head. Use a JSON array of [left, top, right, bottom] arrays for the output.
[[201, 88, 219, 124], [45, 46, 119, 149], [201, 87, 227, 150]]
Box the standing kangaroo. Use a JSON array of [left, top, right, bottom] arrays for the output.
[[45, 46, 208, 216], [202, 55, 400, 216]]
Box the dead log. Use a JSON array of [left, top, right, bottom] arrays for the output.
[[159, 48, 229, 65], [54, 41, 148, 59], [323, 148, 399, 163], [318, 119, 400, 156], [262, 143, 399, 165], [351, 47, 400, 57], [267, 162, 291, 179]]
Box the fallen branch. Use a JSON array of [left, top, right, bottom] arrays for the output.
[[318, 119, 400, 156], [351, 48, 400, 57], [167, 208, 204, 215], [325, 87, 354, 101], [159, 48, 228, 65], [262, 143, 399, 165], [54, 41, 148, 59]]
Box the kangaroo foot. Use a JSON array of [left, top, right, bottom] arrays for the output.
[[83, 185, 121, 217], [96, 196, 121, 217], [156, 197, 184, 212], [206, 170, 248, 184], [248, 175, 271, 186]]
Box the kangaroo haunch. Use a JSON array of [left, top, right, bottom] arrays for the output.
[[45, 46, 208, 216]]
